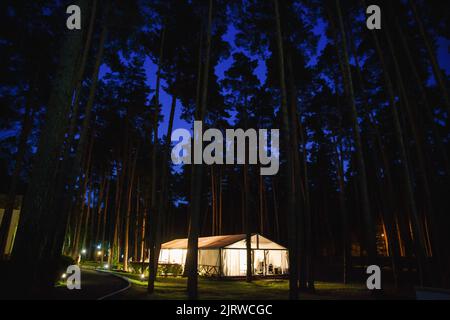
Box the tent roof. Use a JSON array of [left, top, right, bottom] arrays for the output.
[[162, 234, 246, 249], [161, 234, 286, 250]]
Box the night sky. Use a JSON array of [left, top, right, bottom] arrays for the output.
[[0, 23, 448, 144]]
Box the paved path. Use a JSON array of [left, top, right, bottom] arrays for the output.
[[49, 269, 130, 300]]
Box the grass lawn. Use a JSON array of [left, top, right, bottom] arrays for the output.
[[80, 261, 413, 300], [108, 271, 378, 300]]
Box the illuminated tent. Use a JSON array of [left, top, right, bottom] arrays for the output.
[[159, 234, 289, 277]]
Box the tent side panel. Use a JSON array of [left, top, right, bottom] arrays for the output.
[[222, 249, 248, 276], [158, 248, 187, 265], [198, 249, 220, 276]]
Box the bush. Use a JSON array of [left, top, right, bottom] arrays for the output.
[[125, 262, 183, 277], [128, 262, 148, 275], [158, 263, 183, 276]]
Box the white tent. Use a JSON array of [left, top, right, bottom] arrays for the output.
[[159, 234, 289, 277]]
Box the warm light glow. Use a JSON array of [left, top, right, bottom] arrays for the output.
[[159, 249, 170, 263], [97, 250, 102, 256], [239, 250, 247, 275], [104, 264, 109, 269], [61, 273, 67, 279], [381, 234, 385, 237], [140, 274, 145, 279], [81, 249, 87, 255], [169, 249, 184, 264]]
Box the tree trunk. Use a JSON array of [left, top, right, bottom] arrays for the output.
[[51, 5, 110, 261], [124, 145, 138, 272], [148, 26, 166, 293], [10, 0, 90, 293], [81, 179, 93, 253], [161, 95, 177, 237], [72, 137, 94, 258], [335, 0, 377, 264], [134, 179, 140, 262], [186, 0, 213, 300], [244, 163, 252, 282], [62, 0, 98, 163], [259, 175, 264, 235], [100, 175, 110, 265], [211, 167, 216, 235], [94, 173, 107, 253], [218, 168, 223, 235], [111, 154, 126, 267], [271, 179, 280, 243], [140, 207, 147, 263], [287, 50, 315, 291], [273, 0, 298, 299], [335, 138, 351, 283]]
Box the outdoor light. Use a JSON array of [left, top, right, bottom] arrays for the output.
[[140, 274, 145, 280], [61, 273, 67, 279], [104, 264, 109, 269], [97, 244, 101, 250], [97, 250, 102, 256], [81, 249, 87, 255], [381, 234, 385, 237]]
